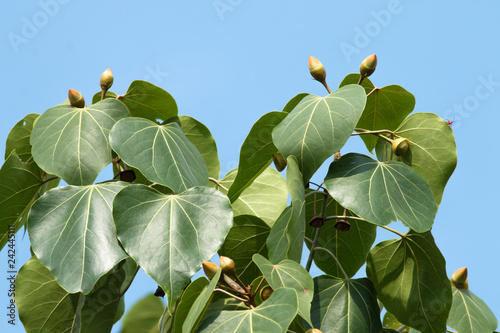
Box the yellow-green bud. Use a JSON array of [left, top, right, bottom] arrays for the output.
[[100, 68, 114, 91], [451, 267, 469, 289], [68, 89, 85, 108], [360, 54, 377, 78], [305, 329, 323, 333], [260, 286, 273, 301], [219, 256, 236, 277], [202, 261, 219, 280], [308, 56, 326, 82], [392, 137, 410, 156], [272, 152, 287, 172]]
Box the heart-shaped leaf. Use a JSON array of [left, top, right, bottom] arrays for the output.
[[110, 118, 209, 193], [324, 153, 437, 232], [447, 284, 498, 333], [253, 254, 314, 326], [197, 288, 298, 332], [120, 294, 165, 333], [30, 99, 130, 185], [178, 115, 220, 180], [15, 257, 125, 333], [0, 151, 45, 250], [340, 74, 415, 152], [5, 113, 39, 162], [366, 230, 452, 333], [28, 182, 129, 294], [311, 276, 382, 332], [218, 215, 270, 284], [272, 84, 366, 182], [375, 113, 457, 206], [219, 167, 287, 228], [91, 90, 117, 104], [284, 155, 305, 262], [182, 269, 221, 333], [118, 80, 177, 122], [266, 206, 294, 263], [304, 190, 376, 278], [227, 111, 287, 202], [113, 185, 233, 310]]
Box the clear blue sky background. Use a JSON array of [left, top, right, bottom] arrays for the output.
[[1, 1, 499, 332]]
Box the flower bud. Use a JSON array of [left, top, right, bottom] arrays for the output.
[[334, 219, 351, 231], [305, 329, 323, 333], [359, 54, 377, 78], [202, 261, 219, 280], [392, 137, 410, 156], [272, 152, 287, 172], [308, 56, 326, 82], [260, 286, 273, 301], [219, 256, 236, 277], [451, 267, 469, 289], [68, 89, 85, 108], [100, 68, 114, 91]]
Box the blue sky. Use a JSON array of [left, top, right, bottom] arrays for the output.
[[1, 1, 499, 331]]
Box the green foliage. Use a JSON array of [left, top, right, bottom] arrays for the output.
[[3, 57, 496, 333]]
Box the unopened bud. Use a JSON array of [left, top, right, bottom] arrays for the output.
[[451, 267, 469, 289], [360, 54, 377, 78], [219, 256, 236, 277], [305, 329, 323, 333], [202, 261, 219, 280], [68, 89, 85, 108], [308, 56, 326, 82], [100, 68, 114, 91], [392, 137, 410, 156], [260, 286, 273, 301], [272, 152, 287, 172]]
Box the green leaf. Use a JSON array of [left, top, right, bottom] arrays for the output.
[[218, 215, 270, 284], [110, 118, 208, 193], [375, 113, 457, 206], [266, 206, 293, 263], [282, 93, 310, 113], [272, 85, 366, 182], [324, 153, 437, 232], [113, 185, 233, 310], [28, 182, 129, 294], [92, 90, 118, 104], [120, 294, 164, 333], [5, 113, 39, 162], [118, 80, 177, 122], [160, 277, 209, 333], [366, 230, 452, 333], [182, 269, 221, 333], [304, 190, 376, 278], [340, 74, 415, 152], [285, 155, 305, 262], [15, 257, 125, 333], [219, 167, 287, 228], [448, 284, 498, 333], [178, 115, 220, 180], [227, 111, 287, 202], [197, 288, 298, 332], [311, 276, 382, 332], [382, 312, 412, 331], [0, 151, 44, 250], [253, 254, 314, 326], [30, 99, 130, 185]]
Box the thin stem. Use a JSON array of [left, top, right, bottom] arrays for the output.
[[235, 274, 248, 292], [366, 87, 379, 97], [314, 247, 349, 280], [304, 236, 313, 244], [396, 325, 407, 332], [209, 177, 228, 191], [304, 190, 326, 199], [357, 75, 364, 85], [119, 266, 140, 298], [352, 128, 395, 136], [41, 176, 58, 185], [379, 225, 406, 238], [252, 276, 265, 295], [101, 88, 107, 101], [324, 215, 367, 222], [320, 80, 331, 94], [214, 288, 249, 303], [305, 192, 328, 272]]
